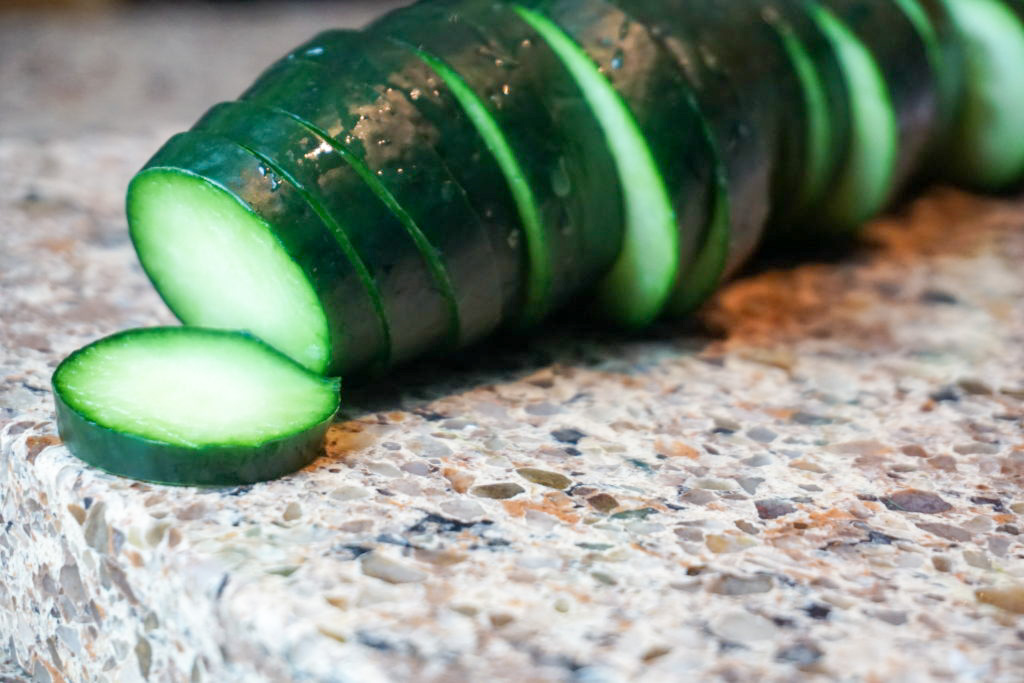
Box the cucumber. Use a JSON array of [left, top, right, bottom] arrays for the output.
[[806, 2, 900, 232], [513, 2, 680, 327], [290, 31, 527, 321], [242, 55, 505, 355], [370, 0, 626, 322], [944, 0, 1024, 189], [127, 132, 372, 376], [53, 328, 339, 487]]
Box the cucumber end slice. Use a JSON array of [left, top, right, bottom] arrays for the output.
[[53, 327, 340, 487], [810, 4, 899, 232], [127, 169, 331, 374], [514, 5, 679, 328]]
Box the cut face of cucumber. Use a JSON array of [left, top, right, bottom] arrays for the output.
[[945, 0, 1024, 189], [128, 169, 330, 373], [514, 5, 678, 328], [809, 3, 899, 232], [53, 328, 340, 486]]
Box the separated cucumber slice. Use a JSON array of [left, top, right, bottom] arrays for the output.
[[807, 3, 899, 232], [127, 132, 364, 376], [944, 0, 1024, 189], [513, 4, 678, 328], [53, 328, 339, 487]]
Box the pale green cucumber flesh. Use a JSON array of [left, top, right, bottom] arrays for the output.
[[55, 328, 338, 448], [514, 5, 678, 328], [127, 170, 331, 374]]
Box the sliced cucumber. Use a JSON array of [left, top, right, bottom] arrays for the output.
[[944, 0, 1024, 189], [513, 4, 678, 328], [53, 328, 339, 486], [128, 132, 358, 376], [807, 3, 899, 232]]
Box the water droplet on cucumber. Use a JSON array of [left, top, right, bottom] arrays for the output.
[[551, 157, 571, 198]]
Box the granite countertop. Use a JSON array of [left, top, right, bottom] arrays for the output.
[[2, 5, 1023, 682]]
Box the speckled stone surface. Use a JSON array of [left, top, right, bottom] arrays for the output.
[[3, 6, 1024, 683]]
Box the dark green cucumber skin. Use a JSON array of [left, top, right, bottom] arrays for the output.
[[611, 0, 787, 278], [289, 31, 525, 319], [242, 55, 504, 355], [518, 0, 719, 312], [129, 132, 377, 377], [763, 0, 852, 230], [818, 0, 939, 198], [52, 329, 338, 487], [369, 0, 626, 319]]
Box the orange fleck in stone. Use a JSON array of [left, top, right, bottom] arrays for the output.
[[656, 439, 700, 459], [25, 434, 60, 463], [442, 467, 474, 494], [976, 585, 1024, 614]]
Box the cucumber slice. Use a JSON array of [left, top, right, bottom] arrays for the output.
[[53, 328, 339, 487], [243, 57, 504, 356], [668, 164, 732, 315], [894, 0, 965, 149], [807, 3, 899, 232], [128, 132, 360, 376], [612, 0, 786, 278], [370, 0, 626, 323], [944, 0, 1024, 189], [764, 5, 836, 220], [408, 49, 543, 323], [513, 4, 678, 327]]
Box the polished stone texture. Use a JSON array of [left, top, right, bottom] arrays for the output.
[[2, 5, 1023, 682]]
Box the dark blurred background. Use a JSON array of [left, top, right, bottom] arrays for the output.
[[0, 1, 409, 137]]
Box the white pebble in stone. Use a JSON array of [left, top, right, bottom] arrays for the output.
[[440, 499, 486, 522], [711, 611, 779, 643], [360, 552, 427, 584], [329, 486, 370, 501]]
